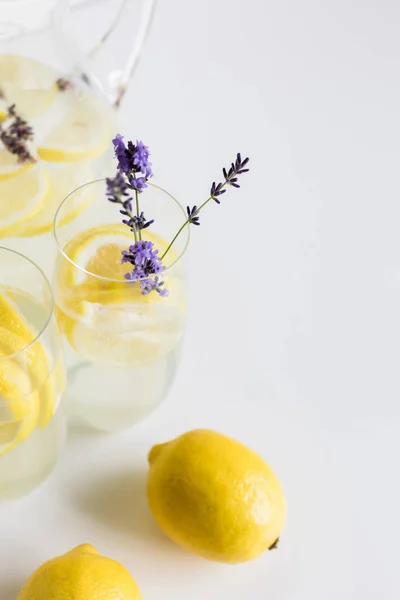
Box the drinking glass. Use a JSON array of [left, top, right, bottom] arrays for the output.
[[0, 247, 66, 499], [53, 180, 189, 432]]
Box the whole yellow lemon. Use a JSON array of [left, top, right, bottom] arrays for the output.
[[18, 544, 142, 600], [147, 429, 287, 563]]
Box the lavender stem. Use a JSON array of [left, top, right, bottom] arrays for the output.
[[161, 181, 228, 260], [116, 196, 137, 242], [135, 189, 141, 241]]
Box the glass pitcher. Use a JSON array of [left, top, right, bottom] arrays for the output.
[[0, 0, 156, 272]]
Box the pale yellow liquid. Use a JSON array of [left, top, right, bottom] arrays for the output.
[[0, 287, 65, 499], [0, 54, 116, 275]]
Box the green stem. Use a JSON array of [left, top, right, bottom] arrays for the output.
[[161, 220, 190, 261], [135, 189, 141, 241], [117, 197, 137, 242], [161, 186, 226, 261]]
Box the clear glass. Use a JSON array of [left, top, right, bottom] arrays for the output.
[[0, 0, 156, 274], [0, 247, 66, 499], [53, 181, 189, 433]]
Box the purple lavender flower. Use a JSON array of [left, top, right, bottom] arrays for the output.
[[140, 276, 168, 297], [124, 269, 146, 281], [107, 133, 250, 298], [122, 240, 168, 296], [186, 205, 200, 225], [112, 134, 130, 173], [210, 153, 250, 203], [122, 211, 154, 233], [0, 105, 35, 163], [210, 181, 226, 204], [106, 172, 130, 203], [128, 174, 148, 193], [132, 140, 153, 178], [121, 240, 164, 273]]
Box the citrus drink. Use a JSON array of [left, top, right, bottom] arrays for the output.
[[0, 54, 116, 272], [53, 182, 189, 432], [0, 249, 66, 499]]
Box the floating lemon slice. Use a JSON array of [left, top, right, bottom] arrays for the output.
[[0, 148, 34, 181], [0, 292, 56, 430], [0, 164, 49, 236], [0, 98, 8, 122], [0, 54, 58, 119], [19, 162, 95, 237], [55, 226, 183, 366], [0, 354, 40, 458], [38, 93, 115, 162]]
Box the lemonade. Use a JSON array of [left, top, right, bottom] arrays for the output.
[[0, 249, 65, 499], [53, 182, 189, 432], [0, 54, 116, 271]]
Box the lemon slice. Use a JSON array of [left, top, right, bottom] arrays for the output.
[[0, 356, 40, 457], [0, 148, 34, 181], [0, 164, 49, 236], [19, 162, 95, 237], [0, 292, 56, 429], [55, 226, 184, 366], [0, 97, 8, 122], [0, 54, 58, 119], [38, 93, 115, 162]]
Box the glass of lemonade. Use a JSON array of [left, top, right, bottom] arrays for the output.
[[53, 180, 189, 433], [0, 247, 66, 499]]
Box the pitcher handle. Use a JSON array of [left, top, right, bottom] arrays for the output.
[[71, 0, 157, 108]]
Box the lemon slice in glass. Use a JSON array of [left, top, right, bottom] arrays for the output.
[[55, 226, 183, 366], [0, 54, 58, 119], [19, 162, 95, 237], [0, 97, 8, 122], [0, 148, 35, 181], [38, 93, 115, 162], [0, 292, 56, 430], [0, 355, 40, 458], [0, 164, 50, 236]]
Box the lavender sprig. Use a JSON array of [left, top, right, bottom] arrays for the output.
[[0, 105, 35, 163], [122, 212, 154, 233], [107, 136, 167, 295], [111, 136, 154, 241], [107, 135, 249, 297], [160, 152, 250, 260], [106, 173, 153, 242]]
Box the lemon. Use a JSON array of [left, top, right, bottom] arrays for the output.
[[0, 164, 49, 236], [0, 55, 58, 119], [18, 544, 142, 600], [147, 429, 287, 563], [19, 162, 95, 237], [38, 93, 115, 162], [0, 292, 56, 429]]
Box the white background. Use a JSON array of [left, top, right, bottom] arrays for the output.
[[1, 0, 400, 598]]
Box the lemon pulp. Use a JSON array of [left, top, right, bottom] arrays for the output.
[[0, 288, 63, 457], [55, 225, 185, 367], [0, 54, 116, 238]]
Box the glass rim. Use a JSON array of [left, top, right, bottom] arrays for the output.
[[0, 246, 54, 363], [53, 180, 191, 284]]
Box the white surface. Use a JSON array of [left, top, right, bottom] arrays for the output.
[[1, 0, 400, 598]]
